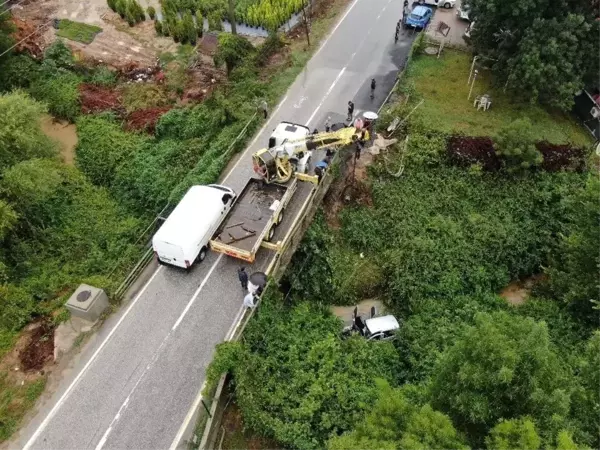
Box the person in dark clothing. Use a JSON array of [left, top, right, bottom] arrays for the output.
[[312, 128, 319, 135], [237, 267, 248, 290], [370, 79, 376, 99], [347, 100, 355, 121], [355, 141, 363, 160]]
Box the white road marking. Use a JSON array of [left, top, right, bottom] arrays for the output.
[[96, 255, 225, 450], [22, 266, 164, 450], [306, 66, 347, 126], [168, 380, 207, 450], [313, 0, 359, 59], [172, 254, 223, 331], [24, 0, 381, 447]]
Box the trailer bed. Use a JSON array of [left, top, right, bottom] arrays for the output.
[[210, 178, 295, 261]]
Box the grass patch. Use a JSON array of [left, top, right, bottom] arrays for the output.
[[56, 20, 102, 44], [0, 375, 46, 441], [405, 50, 591, 146]]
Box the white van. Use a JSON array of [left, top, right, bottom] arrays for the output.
[[152, 184, 236, 269]]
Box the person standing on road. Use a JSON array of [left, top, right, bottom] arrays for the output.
[[237, 267, 248, 291], [243, 291, 257, 308], [370, 79, 376, 99], [347, 100, 355, 121], [324, 116, 331, 132]]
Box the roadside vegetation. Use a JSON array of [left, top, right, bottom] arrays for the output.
[[209, 29, 598, 450], [0, 0, 348, 442]]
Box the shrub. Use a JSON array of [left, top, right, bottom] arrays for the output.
[[107, 0, 117, 11], [88, 65, 117, 86], [122, 83, 169, 112], [154, 19, 163, 35], [147, 5, 156, 19], [0, 54, 40, 91], [29, 71, 81, 121], [0, 284, 36, 332], [495, 118, 543, 173], [181, 11, 197, 44], [195, 10, 203, 36]]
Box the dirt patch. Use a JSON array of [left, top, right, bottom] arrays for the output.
[[125, 106, 171, 133], [11, 18, 44, 58], [40, 115, 78, 165], [220, 394, 281, 450], [500, 275, 545, 306], [79, 83, 123, 114], [19, 321, 55, 372]]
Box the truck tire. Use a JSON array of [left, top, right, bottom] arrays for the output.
[[276, 208, 285, 225], [265, 226, 275, 242]]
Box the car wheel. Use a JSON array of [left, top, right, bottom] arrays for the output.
[[444, 2, 451, 7], [196, 247, 207, 263], [265, 226, 275, 242]]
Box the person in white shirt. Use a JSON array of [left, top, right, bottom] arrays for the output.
[[243, 292, 256, 308]]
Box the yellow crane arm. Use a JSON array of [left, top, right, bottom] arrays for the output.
[[252, 126, 369, 184]]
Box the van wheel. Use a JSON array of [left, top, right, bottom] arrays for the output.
[[276, 208, 285, 225], [444, 1, 451, 7], [265, 226, 275, 242], [196, 247, 207, 263]]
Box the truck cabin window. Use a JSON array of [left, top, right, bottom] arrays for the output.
[[222, 194, 232, 205]]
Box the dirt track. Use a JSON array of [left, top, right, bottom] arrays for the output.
[[13, 0, 177, 67]]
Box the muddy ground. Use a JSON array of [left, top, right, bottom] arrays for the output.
[[12, 0, 176, 67], [40, 115, 78, 165]]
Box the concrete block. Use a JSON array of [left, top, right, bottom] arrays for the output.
[[66, 284, 109, 322]]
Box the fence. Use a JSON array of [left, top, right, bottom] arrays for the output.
[[108, 112, 259, 303]]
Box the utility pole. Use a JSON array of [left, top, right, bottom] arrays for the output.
[[228, 0, 237, 35], [301, 0, 310, 47]]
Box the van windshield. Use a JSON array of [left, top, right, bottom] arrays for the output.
[[410, 13, 422, 19]]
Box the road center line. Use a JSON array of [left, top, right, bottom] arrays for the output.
[[306, 66, 347, 127], [23, 266, 164, 450], [96, 255, 224, 449]]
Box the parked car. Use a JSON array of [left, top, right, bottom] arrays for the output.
[[405, 5, 433, 29], [419, 0, 455, 9], [456, 6, 470, 20], [152, 184, 236, 269]]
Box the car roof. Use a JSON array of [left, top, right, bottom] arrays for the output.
[[365, 315, 400, 334], [412, 5, 431, 15]]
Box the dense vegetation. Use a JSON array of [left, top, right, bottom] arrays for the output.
[[210, 42, 599, 449], [465, 0, 599, 110]]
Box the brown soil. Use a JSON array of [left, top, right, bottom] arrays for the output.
[[125, 106, 171, 133], [79, 83, 123, 114], [19, 321, 55, 372], [220, 395, 282, 450], [11, 18, 44, 58], [40, 115, 78, 165], [500, 275, 545, 306]]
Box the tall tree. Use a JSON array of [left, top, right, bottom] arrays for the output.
[[430, 312, 570, 444], [0, 5, 14, 62], [213, 33, 254, 76], [328, 379, 469, 450]]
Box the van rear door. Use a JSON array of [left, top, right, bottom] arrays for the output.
[[154, 240, 186, 267]]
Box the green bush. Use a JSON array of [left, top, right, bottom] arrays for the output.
[[147, 5, 156, 19], [75, 114, 149, 188], [29, 71, 81, 121], [495, 118, 543, 173], [154, 19, 163, 35], [195, 10, 203, 35], [0, 54, 40, 91], [121, 83, 169, 112], [0, 284, 35, 332], [0, 91, 57, 172], [88, 65, 117, 86]]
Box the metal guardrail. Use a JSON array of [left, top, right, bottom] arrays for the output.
[[107, 112, 259, 303]]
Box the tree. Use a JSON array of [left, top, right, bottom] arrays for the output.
[[181, 11, 197, 44], [0, 91, 57, 173], [465, 0, 599, 110], [213, 33, 254, 76], [195, 10, 203, 36], [0, 200, 17, 241], [207, 292, 400, 450], [0, 5, 15, 62], [485, 417, 541, 450], [505, 15, 592, 111], [546, 176, 600, 325], [430, 312, 569, 444], [327, 380, 469, 450], [494, 119, 542, 173], [147, 5, 156, 19]]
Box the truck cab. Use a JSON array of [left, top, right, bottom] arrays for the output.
[[269, 122, 312, 173]]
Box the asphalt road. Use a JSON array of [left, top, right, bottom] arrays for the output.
[[17, 1, 415, 448]]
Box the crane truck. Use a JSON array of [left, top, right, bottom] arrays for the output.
[[208, 113, 377, 263]]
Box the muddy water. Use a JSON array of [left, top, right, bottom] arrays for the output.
[[40, 115, 78, 166], [331, 298, 384, 327]]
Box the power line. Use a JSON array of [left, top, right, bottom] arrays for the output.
[[0, 18, 52, 58], [0, 0, 34, 17]]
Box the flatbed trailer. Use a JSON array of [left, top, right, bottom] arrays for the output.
[[209, 178, 297, 263]]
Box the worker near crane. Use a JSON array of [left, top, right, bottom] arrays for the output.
[[347, 101, 355, 121], [237, 267, 248, 291], [324, 116, 331, 132], [370, 79, 376, 99], [315, 158, 331, 183]]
